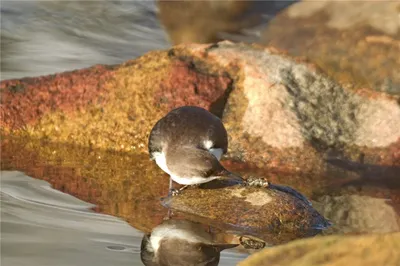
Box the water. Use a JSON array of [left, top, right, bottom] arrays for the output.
[[0, 171, 247, 266], [1, 0, 170, 80]]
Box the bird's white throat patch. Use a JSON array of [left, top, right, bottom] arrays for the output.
[[203, 140, 223, 160], [203, 140, 213, 150], [152, 152, 171, 175]]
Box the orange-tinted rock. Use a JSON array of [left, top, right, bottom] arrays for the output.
[[0, 65, 116, 131], [239, 232, 400, 266], [155, 60, 232, 116], [0, 49, 233, 152]]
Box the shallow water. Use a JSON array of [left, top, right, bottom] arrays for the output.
[[2, 136, 399, 243], [0, 171, 248, 266]]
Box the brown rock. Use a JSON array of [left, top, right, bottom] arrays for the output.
[[1, 41, 399, 238], [157, 0, 255, 44], [262, 1, 400, 94], [156, 1, 298, 45], [163, 183, 331, 245], [313, 194, 400, 235], [238, 232, 400, 266]]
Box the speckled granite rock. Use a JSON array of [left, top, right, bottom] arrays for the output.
[[238, 232, 400, 266], [313, 194, 400, 234], [262, 0, 400, 94]]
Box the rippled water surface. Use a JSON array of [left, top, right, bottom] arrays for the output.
[[1, 135, 399, 266], [0, 171, 247, 266], [1, 0, 169, 80]]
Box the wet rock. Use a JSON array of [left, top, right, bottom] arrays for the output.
[[162, 183, 331, 245], [262, 1, 400, 94], [313, 194, 400, 234], [238, 232, 400, 266]]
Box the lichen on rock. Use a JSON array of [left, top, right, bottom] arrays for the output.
[[162, 182, 331, 245]]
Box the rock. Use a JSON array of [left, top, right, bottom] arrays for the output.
[[157, 0, 293, 45], [162, 183, 331, 245], [262, 1, 400, 94], [238, 232, 400, 266], [2, 42, 398, 170], [313, 194, 400, 234], [1, 41, 399, 236], [157, 0, 251, 44], [0, 48, 232, 153]]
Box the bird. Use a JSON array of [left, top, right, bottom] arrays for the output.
[[148, 106, 244, 195], [140, 219, 238, 266]]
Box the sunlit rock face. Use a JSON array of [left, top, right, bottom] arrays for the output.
[[2, 41, 398, 172], [238, 232, 400, 266], [262, 1, 400, 96]]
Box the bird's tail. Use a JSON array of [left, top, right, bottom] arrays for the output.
[[219, 170, 245, 185]]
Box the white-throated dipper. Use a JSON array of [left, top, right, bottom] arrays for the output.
[[148, 106, 244, 195], [140, 219, 238, 266]]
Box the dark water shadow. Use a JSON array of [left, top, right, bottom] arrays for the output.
[[325, 155, 400, 189]]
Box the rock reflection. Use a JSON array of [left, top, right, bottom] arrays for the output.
[[140, 219, 238, 266]]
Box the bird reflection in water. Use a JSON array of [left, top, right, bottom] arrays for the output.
[[140, 219, 238, 266]]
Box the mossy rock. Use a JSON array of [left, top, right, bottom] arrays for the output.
[[238, 232, 400, 266], [162, 183, 331, 245]]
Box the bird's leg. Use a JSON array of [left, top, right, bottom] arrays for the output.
[[178, 185, 189, 192], [169, 177, 173, 191], [166, 208, 173, 220], [168, 177, 180, 196], [169, 185, 188, 197]]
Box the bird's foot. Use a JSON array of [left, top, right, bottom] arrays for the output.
[[239, 236, 266, 250], [168, 188, 181, 197], [168, 185, 195, 197], [244, 177, 270, 188]]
